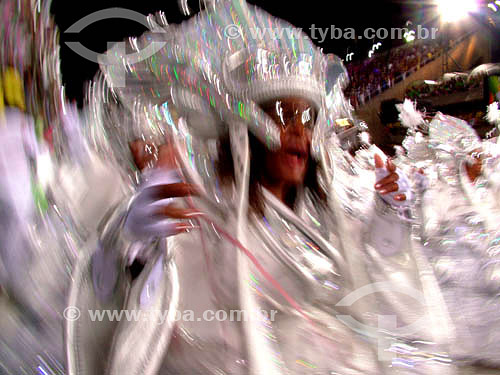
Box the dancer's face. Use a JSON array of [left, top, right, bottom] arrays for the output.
[[260, 97, 316, 186]]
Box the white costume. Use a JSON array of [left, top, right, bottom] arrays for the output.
[[398, 103, 500, 368], [65, 2, 456, 375]]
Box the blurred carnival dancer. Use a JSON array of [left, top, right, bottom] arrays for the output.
[[397, 100, 500, 369], [65, 2, 458, 374], [0, 3, 66, 370], [0, 1, 130, 373]]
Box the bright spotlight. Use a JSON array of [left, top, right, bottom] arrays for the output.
[[435, 0, 478, 22], [404, 30, 416, 43]]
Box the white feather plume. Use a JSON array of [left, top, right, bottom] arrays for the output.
[[486, 102, 500, 125], [396, 99, 425, 130]]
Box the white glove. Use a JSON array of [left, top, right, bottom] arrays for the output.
[[124, 168, 193, 241]]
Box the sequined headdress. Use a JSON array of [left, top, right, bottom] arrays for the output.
[[426, 113, 485, 185], [429, 112, 482, 155], [88, 0, 353, 169], [396, 99, 434, 162]]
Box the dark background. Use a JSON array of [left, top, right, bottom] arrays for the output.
[[50, 0, 496, 106]]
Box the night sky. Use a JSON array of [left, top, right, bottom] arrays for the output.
[[49, 0, 490, 106]]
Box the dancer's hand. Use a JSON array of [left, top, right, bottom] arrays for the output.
[[125, 140, 202, 240], [465, 151, 482, 183], [129, 140, 178, 171], [374, 154, 410, 205]]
